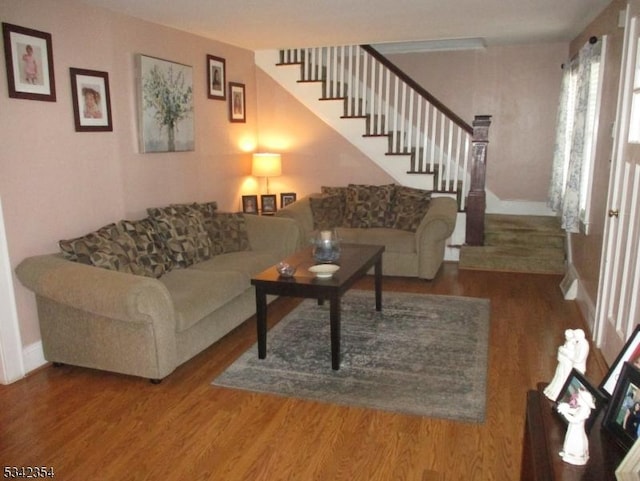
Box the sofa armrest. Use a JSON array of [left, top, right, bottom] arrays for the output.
[[244, 214, 301, 258], [274, 196, 316, 242], [414, 196, 458, 279], [15, 254, 175, 326]]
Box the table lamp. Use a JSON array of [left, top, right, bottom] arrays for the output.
[[252, 153, 282, 194]]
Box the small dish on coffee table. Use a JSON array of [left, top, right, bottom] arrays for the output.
[[308, 264, 340, 278]]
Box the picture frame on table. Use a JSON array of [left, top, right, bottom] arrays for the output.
[[616, 437, 640, 481], [600, 324, 640, 397], [207, 55, 225, 100], [228, 82, 246, 122], [603, 362, 640, 451], [280, 192, 297, 208], [261, 194, 277, 215], [241, 195, 258, 214], [2, 22, 56, 101], [70, 68, 113, 132], [554, 368, 607, 432]]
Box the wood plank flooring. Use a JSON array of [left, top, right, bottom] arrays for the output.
[[0, 264, 609, 480]]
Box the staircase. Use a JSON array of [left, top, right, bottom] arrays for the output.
[[458, 214, 566, 274], [256, 46, 493, 258]]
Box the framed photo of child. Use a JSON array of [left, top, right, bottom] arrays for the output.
[[2, 22, 56, 101], [207, 55, 226, 100], [69, 68, 113, 132]]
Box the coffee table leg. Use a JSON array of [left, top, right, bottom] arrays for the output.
[[256, 288, 267, 359], [330, 296, 341, 370], [374, 256, 382, 311]]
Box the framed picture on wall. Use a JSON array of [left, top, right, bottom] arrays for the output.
[[207, 55, 225, 100], [2, 22, 56, 101], [138, 54, 194, 153], [70, 68, 113, 132], [229, 82, 246, 123]]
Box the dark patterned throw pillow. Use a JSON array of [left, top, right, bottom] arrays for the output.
[[118, 218, 172, 278], [389, 185, 432, 232], [204, 212, 251, 255], [309, 195, 345, 230], [147, 206, 212, 268], [342, 184, 395, 228]]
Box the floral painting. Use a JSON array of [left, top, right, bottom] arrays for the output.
[[139, 54, 194, 153]]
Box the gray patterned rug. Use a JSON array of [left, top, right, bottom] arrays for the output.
[[212, 290, 490, 422]]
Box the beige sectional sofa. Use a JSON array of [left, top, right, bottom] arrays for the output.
[[16, 202, 300, 382], [275, 184, 458, 280]]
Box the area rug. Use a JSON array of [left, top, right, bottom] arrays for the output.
[[212, 290, 491, 422]]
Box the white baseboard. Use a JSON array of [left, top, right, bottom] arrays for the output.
[[23, 341, 46, 374]]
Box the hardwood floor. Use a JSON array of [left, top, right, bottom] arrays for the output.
[[0, 264, 609, 480]]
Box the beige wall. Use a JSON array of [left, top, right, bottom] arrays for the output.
[[386, 43, 568, 202], [0, 0, 258, 346], [570, 0, 626, 305]]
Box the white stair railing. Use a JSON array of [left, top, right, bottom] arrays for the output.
[[279, 45, 473, 209]]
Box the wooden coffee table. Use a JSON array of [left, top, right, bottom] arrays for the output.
[[250, 243, 384, 370]]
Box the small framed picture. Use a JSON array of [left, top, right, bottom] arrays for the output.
[[70, 68, 113, 132], [229, 82, 246, 123], [207, 55, 225, 100], [2, 22, 56, 101], [280, 193, 297, 208], [600, 324, 640, 397], [603, 362, 640, 451], [554, 368, 607, 432], [261, 194, 277, 215], [241, 195, 258, 214]]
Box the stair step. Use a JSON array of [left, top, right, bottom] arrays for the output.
[[485, 214, 562, 234], [459, 245, 565, 274]]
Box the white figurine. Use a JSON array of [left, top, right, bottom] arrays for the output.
[[544, 329, 590, 401], [557, 389, 595, 466]]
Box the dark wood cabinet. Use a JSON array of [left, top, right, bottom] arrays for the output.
[[521, 383, 625, 481]]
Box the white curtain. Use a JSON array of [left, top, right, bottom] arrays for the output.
[[548, 40, 602, 233]]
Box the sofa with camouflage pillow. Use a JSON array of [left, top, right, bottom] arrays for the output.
[[15, 202, 300, 382], [275, 184, 457, 280]]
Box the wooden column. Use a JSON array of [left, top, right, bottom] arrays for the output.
[[465, 115, 492, 246]]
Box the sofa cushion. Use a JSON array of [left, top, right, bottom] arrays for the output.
[[343, 184, 395, 228], [147, 206, 212, 268], [389, 186, 432, 232], [336, 227, 416, 254], [203, 212, 251, 255], [118, 218, 172, 278], [159, 268, 248, 332], [309, 194, 344, 230], [192, 250, 279, 278]]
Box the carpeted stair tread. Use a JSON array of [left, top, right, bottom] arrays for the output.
[[459, 245, 565, 274], [459, 214, 565, 274], [485, 214, 562, 233]]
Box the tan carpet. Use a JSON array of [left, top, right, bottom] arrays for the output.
[[459, 214, 565, 274]]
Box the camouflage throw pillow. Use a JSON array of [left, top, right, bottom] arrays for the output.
[[309, 195, 344, 230], [343, 184, 395, 228], [204, 212, 251, 255], [389, 186, 432, 232]]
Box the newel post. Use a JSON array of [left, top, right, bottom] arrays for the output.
[[465, 115, 492, 246]]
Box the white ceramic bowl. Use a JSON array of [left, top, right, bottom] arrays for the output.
[[308, 264, 340, 278]]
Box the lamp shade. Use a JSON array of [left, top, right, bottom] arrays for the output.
[[252, 153, 282, 177]]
